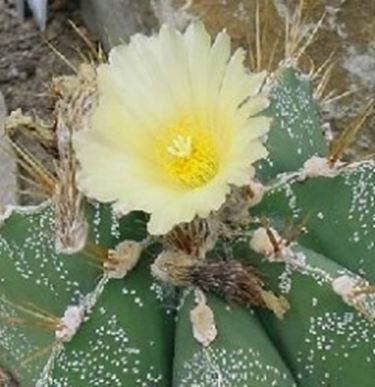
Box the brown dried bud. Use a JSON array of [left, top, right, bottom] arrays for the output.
[[162, 217, 218, 259], [153, 252, 265, 307], [151, 251, 199, 286], [152, 251, 289, 317], [189, 260, 266, 308]]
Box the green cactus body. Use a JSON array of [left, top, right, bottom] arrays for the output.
[[0, 66, 374, 387]]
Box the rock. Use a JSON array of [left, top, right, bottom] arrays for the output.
[[0, 91, 18, 207], [27, 0, 48, 31], [16, 0, 48, 31], [80, 0, 158, 50]]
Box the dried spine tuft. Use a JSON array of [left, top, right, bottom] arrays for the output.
[[54, 64, 97, 254]]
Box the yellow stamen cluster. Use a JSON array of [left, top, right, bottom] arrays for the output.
[[159, 117, 219, 188]]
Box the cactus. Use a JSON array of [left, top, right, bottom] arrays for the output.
[[0, 28, 374, 387]]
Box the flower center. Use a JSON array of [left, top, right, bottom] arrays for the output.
[[167, 135, 192, 158], [160, 120, 219, 188]]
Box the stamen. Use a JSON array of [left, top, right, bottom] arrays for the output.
[[160, 119, 219, 188], [167, 135, 192, 158]]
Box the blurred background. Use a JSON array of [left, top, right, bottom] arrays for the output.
[[0, 0, 374, 158]]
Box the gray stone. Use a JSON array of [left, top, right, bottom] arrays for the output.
[[0, 91, 18, 206], [16, 0, 48, 31], [80, 0, 158, 50], [27, 0, 48, 31]]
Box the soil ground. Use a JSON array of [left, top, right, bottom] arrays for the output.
[[0, 0, 93, 118]]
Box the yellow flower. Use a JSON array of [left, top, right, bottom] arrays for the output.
[[74, 23, 271, 235]]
